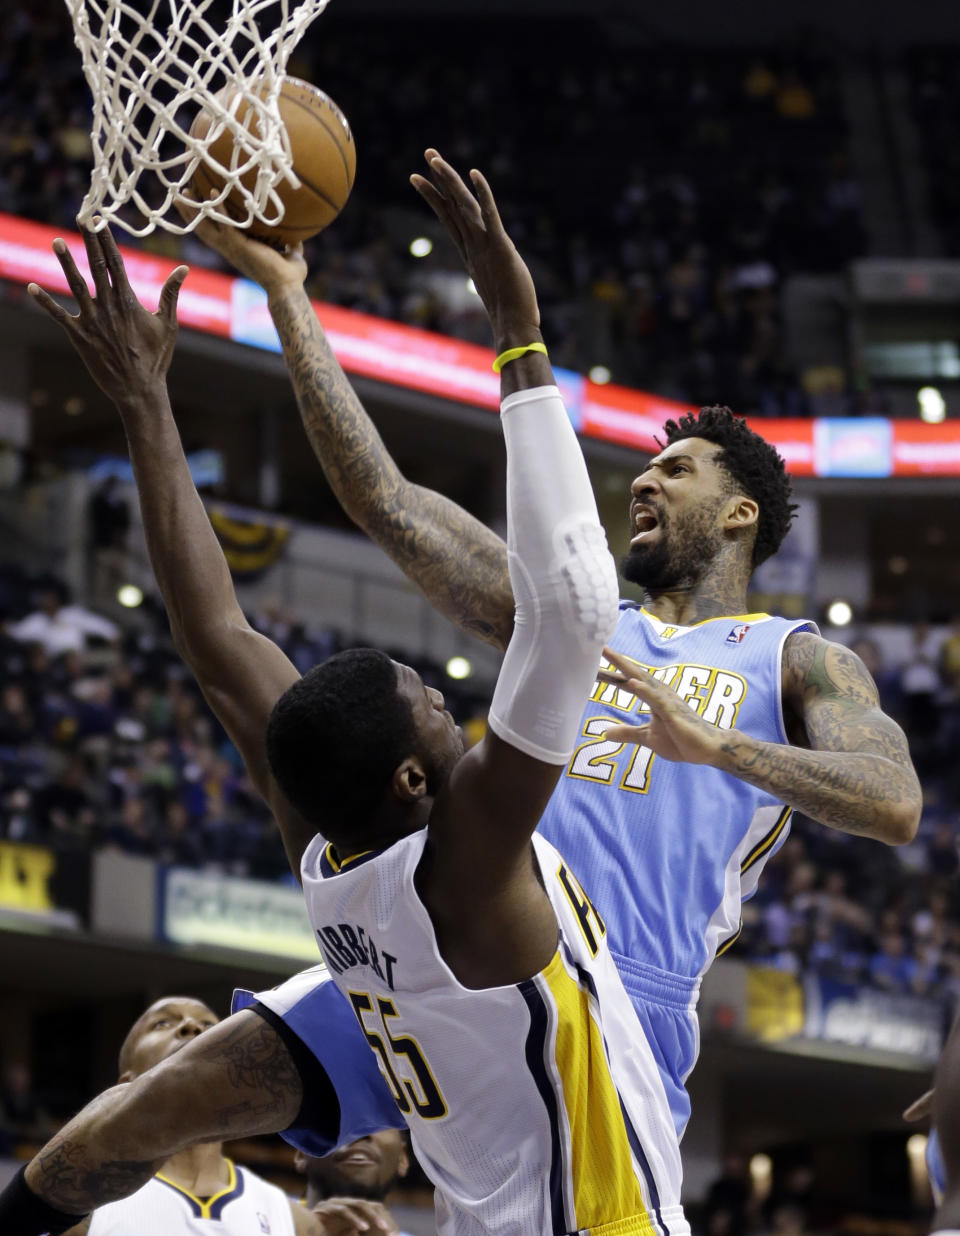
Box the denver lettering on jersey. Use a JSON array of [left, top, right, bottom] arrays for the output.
[[589, 656, 747, 729], [316, 922, 398, 991]]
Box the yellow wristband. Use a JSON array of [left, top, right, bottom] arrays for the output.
[[492, 342, 548, 373]]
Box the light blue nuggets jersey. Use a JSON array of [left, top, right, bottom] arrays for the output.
[[539, 604, 815, 986]]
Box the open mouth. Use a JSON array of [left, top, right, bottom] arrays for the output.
[[336, 1151, 378, 1168], [630, 507, 660, 546]]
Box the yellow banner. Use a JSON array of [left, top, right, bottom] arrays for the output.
[[0, 842, 55, 913], [746, 966, 804, 1042]]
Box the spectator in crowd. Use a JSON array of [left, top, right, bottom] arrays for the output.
[[3, 563, 960, 1003], [869, 932, 915, 992], [5, 582, 119, 657]]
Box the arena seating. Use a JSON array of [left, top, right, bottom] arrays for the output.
[[0, 4, 867, 414], [0, 562, 957, 1000]]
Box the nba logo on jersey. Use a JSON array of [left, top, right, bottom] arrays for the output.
[[257, 1214, 271, 1233], [726, 623, 751, 644]]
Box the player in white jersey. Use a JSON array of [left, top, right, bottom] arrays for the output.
[[293, 1133, 416, 1236], [51, 996, 395, 1236], [9, 169, 683, 1236], [188, 149, 921, 1137], [257, 154, 683, 1233]]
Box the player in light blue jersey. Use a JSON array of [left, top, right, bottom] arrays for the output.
[[186, 152, 921, 1139]]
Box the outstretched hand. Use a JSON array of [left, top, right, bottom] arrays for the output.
[[176, 190, 308, 297], [309, 1195, 400, 1234], [411, 149, 540, 338], [27, 223, 187, 407], [597, 648, 726, 766]]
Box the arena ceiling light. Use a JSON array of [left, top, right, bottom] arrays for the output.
[[445, 656, 472, 680], [117, 584, 144, 608], [409, 236, 433, 258], [826, 599, 853, 627], [918, 385, 946, 423], [589, 366, 612, 385]]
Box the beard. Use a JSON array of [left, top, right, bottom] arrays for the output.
[[620, 502, 724, 593], [316, 1169, 401, 1203]]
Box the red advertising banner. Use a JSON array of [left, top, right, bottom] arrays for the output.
[[0, 212, 233, 337], [1, 211, 957, 478], [891, 420, 960, 476]]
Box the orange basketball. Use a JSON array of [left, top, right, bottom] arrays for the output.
[[189, 76, 356, 246]]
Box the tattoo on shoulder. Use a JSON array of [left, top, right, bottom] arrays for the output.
[[782, 632, 915, 771], [783, 632, 878, 709]]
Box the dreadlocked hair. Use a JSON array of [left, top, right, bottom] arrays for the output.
[[659, 405, 797, 567]]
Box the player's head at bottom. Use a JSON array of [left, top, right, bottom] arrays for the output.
[[117, 996, 220, 1081], [267, 648, 464, 858], [295, 1130, 410, 1203]]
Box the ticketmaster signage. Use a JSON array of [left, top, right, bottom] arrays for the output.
[[161, 867, 320, 963]]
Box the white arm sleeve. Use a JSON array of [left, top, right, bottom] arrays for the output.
[[488, 385, 620, 764]]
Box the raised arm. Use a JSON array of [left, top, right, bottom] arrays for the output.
[[600, 632, 921, 846], [27, 227, 314, 874], [184, 212, 514, 651], [407, 157, 619, 983]]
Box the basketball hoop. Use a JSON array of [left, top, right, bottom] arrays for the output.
[[63, 0, 333, 237]]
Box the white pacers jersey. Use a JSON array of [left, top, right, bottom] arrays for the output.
[[88, 1162, 295, 1236], [302, 829, 688, 1236]]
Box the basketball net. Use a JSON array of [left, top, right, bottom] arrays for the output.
[[63, 0, 332, 236]]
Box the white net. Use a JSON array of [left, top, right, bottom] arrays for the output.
[[63, 0, 332, 236]]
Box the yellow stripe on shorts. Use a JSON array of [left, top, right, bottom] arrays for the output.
[[541, 952, 655, 1233]]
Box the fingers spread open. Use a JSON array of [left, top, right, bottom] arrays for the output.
[[53, 238, 92, 310], [410, 174, 467, 263], [470, 169, 506, 237], [427, 154, 483, 228], [27, 283, 77, 331], [157, 265, 189, 326], [599, 722, 648, 745], [98, 226, 131, 297], [80, 225, 111, 299]]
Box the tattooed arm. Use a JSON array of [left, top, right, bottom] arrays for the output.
[[185, 217, 514, 651], [22, 1011, 305, 1216], [602, 634, 921, 845], [268, 285, 514, 648], [718, 633, 921, 843]]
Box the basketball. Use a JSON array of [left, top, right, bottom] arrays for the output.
[[189, 76, 356, 247]]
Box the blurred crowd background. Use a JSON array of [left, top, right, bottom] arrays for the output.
[[2, 544, 959, 1004], [0, 3, 958, 1228], [7, 4, 959, 417]]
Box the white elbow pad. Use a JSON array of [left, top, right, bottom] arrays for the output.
[[488, 386, 619, 764]]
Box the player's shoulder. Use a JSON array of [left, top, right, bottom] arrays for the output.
[[780, 628, 879, 704]]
